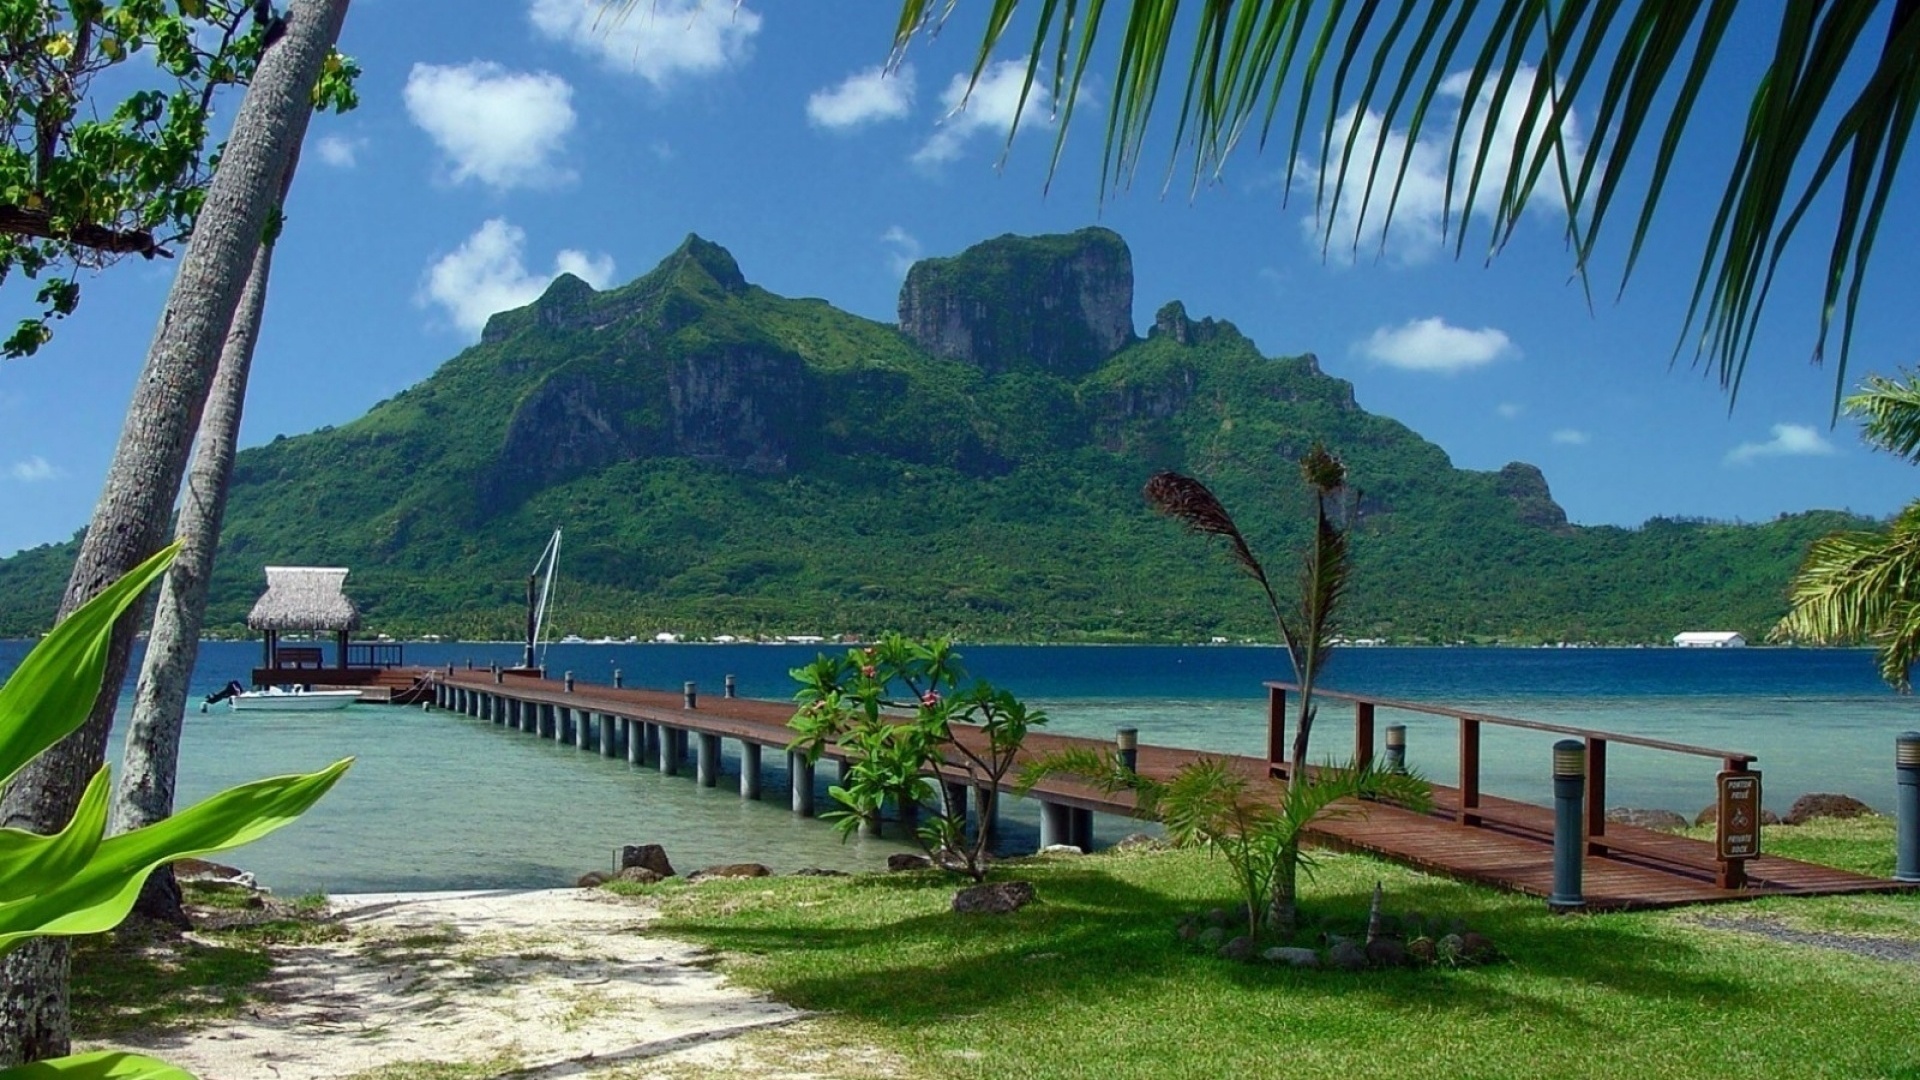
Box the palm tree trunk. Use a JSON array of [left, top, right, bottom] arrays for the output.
[[1267, 842, 1301, 938], [0, 1, 348, 1062], [111, 149, 305, 927]]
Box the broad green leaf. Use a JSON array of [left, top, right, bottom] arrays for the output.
[[0, 1050, 195, 1080], [0, 767, 110, 905], [0, 543, 178, 790], [0, 758, 351, 952]]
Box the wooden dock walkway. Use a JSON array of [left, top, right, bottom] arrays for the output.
[[422, 668, 1915, 912]]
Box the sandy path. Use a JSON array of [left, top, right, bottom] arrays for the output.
[[91, 888, 881, 1079]]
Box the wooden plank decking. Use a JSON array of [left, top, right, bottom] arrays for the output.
[[429, 669, 1915, 912]]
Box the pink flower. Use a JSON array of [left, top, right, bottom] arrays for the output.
[[861, 665, 877, 678], [920, 691, 942, 707]]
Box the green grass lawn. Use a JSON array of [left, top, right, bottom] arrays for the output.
[[637, 818, 1920, 1080]]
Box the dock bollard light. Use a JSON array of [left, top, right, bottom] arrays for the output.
[[565, 671, 575, 693], [1550, 739, 1586, 911], [684, 681, 698, 709], [725, 674, 737, 699], [1384, 724, 1407, 774], [1897, 731, 1920, 883], [1116, 727, 1139, 773], [613, 668, 623, 688]]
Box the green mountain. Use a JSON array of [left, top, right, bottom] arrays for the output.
[[0, 229, 1870, 643]]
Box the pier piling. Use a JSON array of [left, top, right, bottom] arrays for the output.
[[741, 743, 762, 799], [697, 733, 721, 786], [789, 752, 815, 816]]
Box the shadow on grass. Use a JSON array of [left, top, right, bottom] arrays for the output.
[[73, 926, 276, 1039], [651, 859, 1748, 1031]]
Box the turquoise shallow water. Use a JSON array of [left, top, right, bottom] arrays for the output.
[[3, 641, 1913, 894]]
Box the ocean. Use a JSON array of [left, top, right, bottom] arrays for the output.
[[5, 640, 1916, 895]]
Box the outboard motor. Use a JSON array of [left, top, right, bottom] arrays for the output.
[[202, 680, 246, 712]]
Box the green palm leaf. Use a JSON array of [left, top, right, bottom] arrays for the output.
[[0, 1050, 195, 1080], [888, 0, 1920, 404]]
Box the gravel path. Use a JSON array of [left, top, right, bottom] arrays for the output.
[[1696, 915, 1920, 965]]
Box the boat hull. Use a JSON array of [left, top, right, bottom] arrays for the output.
[[229, 689, 360, 712]]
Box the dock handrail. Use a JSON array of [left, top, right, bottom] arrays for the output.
[[1264, 681, 1759, 889]]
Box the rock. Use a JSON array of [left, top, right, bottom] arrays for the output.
[[612, 867, 664, 885], [789, 867, 849, 877], [1036, 844, 1085, 857], [1111, 833, 1166, 852], [1197, 927, 1226, 950], [1606, 807, 1690, 831], [1365, 938, 1409, 968], [1175, 923, 1199, 942], [1205, 907, 1231, 928], [1460, 932, 1498, 963], [576, 871, 609, 888], [173, 858, 261, 892], [617, 844, 677, 879], [1406, 937, 1436, 965], [898, 228, 1137, 378], [1436, 934, 1465, 964], [1328, 940, 1368, 972], [1694, 804, 1781, 828], [1784, 793, 1877, 826], [1495, 462, 1570, 531], [686, 863, 772, 883], [1263, 946, 1321, 968], [952, 880, 1036, 915], [1218, 935, 1256, 962], [888, 853, 934, 872]]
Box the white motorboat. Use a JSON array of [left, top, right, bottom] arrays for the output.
[[225, 685, 360, 712]]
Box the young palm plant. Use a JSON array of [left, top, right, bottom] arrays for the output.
[[1034, 444, 1430, 937], [1772, 372, 1920, 690]]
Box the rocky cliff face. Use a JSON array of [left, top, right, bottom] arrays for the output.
[[1496, 462, 1570, 530], [898, 227, 1136, 376]]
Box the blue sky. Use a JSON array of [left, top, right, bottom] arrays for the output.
[[1, 2, 1916, 557]]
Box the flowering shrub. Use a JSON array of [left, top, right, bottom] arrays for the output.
[[788, 635, 1044, 881]]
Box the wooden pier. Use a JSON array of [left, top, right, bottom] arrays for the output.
[[423, 668, 1915, 912]]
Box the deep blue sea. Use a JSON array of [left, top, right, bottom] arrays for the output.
[[4, 640, 1915, 894]]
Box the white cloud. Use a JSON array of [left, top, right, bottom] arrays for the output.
[[420, 219, 615, 338], [403, 62, 576, 191], [914, 59, 1059, 167], [315, 133, 364, 168], [1725, 423, 1837, 465], [529, 0, 760, 87], [809, 63, 916, 130], [881, 226, 921, 276], [8, 456, 59, 482], [1551, 429, 1590, 446], [1355, 316, 1516, 374], [1496, 402, 1523, 419], [1303, 64, 1588, 265]]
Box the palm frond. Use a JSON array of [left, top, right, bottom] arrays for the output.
[[1845, 371, 1920, 461], [1144, 471, 1286, 634], [1773, 507, 1920, 691], [886, 0, 1920, 407]]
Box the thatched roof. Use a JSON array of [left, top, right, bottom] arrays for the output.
[[247, 567, 362, 632]]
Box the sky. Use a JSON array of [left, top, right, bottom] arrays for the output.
[[1, 2, 1916, 557]]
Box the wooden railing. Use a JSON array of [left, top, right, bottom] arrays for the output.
[[346, 642, 406, 668], [1265, 682, 1759, 889]]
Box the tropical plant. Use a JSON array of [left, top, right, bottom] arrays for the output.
[[1023, 749, 1428, 938], [0, 544, 349, 1080], [788, 635, 1045, 882], [0, 0, 358, 356], [1772, 372, 1920, 690], [0, 1, 353, 1062], [890, 1, 1915, 406], [1136, 441, 1413, 930]]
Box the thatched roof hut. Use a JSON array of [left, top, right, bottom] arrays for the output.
[[247, 567, 361, 632]]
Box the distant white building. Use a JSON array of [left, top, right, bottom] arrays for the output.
[[1673, 631, 1747, 648]]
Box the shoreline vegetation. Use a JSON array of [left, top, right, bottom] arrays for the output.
[[76, 815, 1918, 1080]]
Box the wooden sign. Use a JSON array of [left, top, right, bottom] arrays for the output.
[[1716, 771, 1763, 861]]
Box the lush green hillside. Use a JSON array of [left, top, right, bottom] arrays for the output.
[[0, 230, 1873, 644]]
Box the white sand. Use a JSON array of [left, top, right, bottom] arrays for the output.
[[88, 888, 888, 1079]]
